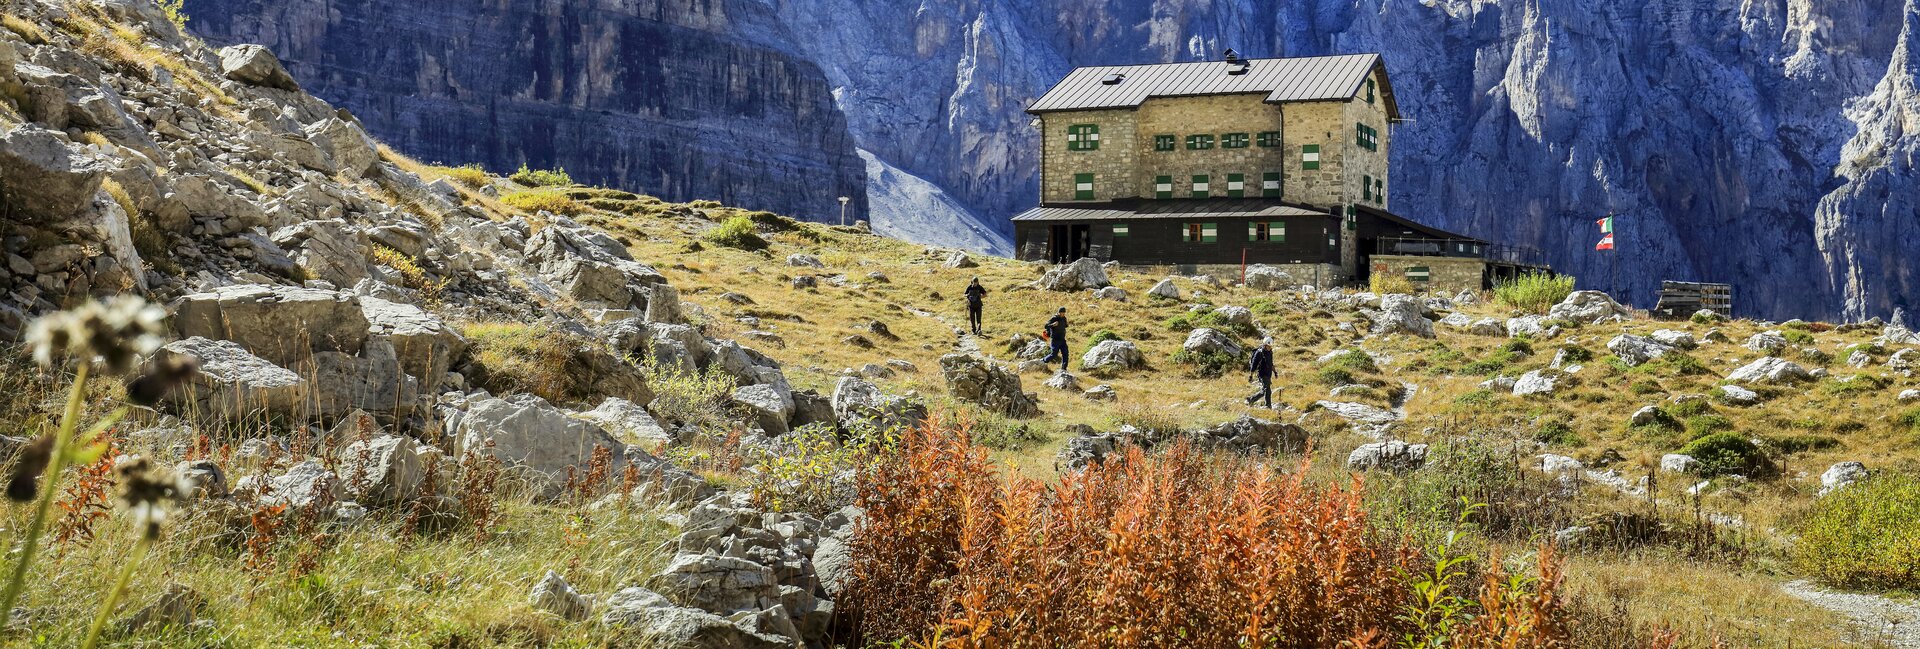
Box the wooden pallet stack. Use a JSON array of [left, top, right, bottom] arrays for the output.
[[1654, 281, 1733, 319]]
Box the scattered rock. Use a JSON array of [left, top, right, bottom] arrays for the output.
[[1036, 258, 1109, 291], [1083, 385, 1116, 401], [1818, 462, 1868, 496], [1081, 339, 1146, 375], [1629, 406, 1673, 428], [530, 571, 591, 621], [943, 251, 977, 269], [1717, 384, 1761, 405], [218, 44, 300, 91], [337, 433, 423, 506], [1242, 265, 1293, 290], [1650, 329, 1698, 350], [1347, 440, 1428, 472], [1043, 370, 1081, 391], [1371, 294, 1435, 338], [938, 353, 1040, 418], [1181, 328, 1243, 358], [1548, 291, 1631, 323], [1093, 286, 1128, 302], [785, 254, 823, 268], [1726, 357, 1813, 384], [1513, 369, 1566, 396], [1745, 331, 1789, 353], [578, 398, 673, 445], [1147, 279, 1180, 299], [1608, 334, 1676, 367], [1660, 454, 1700, 474]]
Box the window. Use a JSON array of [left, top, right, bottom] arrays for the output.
[[1257, 131, 1282, 148], [1183, 222, 1218, 243], [1407, 266, 1430, 284], [1074, 173, 1094, 200], [1190, 174, 1210, 198], [1362, 175, 1372, 201], [1262, 171, 1281, 198], [1154, 175, 1174, 200], [1301, 144, 1320, 170], [1113, 223, 1129, 237], [1354, 123, 1378, 151], [1154, 134, 1176, 151], [1222, 132, 1250, 149], [1067, 124, 1100, 151], [1185, 134, 1215, 150], [1374, 177, 1385, 203], [1226, 173, 1245, 198], [1366, 79, 1376, 104], [1346, 205, 1358, 231], [1249, 221, 1285, 242]]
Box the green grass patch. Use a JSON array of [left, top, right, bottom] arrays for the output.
[[509, 163, 573, 187], [1677, 432, 1769, 477], [1493, 272, 1575, 314], [1791, 472, 1920, 590], [1087, 330, 1120, 346], [501, 189, 588, 216], [703, 215, 769, 251]]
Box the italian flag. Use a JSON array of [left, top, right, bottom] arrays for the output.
[[1596, 233, 1615, 251], [1595, 216, 1615, 250]]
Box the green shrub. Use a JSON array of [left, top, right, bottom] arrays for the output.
[[1535, 421, 1581, 446], [1452, 390, 1496, 408], [1555, 345, 1593, 364], [1172, 350, 1239, 378], [436, 163, 490, 188], [1630, 380, 1663, 396], [1783, 329, 1816, 345], [1248, 297, 1279, 315], [502, 189, 587, 216], [1316, 366, 1356, 387], [1666, 398, 1712, 419], [1493, 272, 1576, 314], [1498, 340, 1534, 356], [1369, 273, 1416, 295], [1821, 374, 1889, 396], [1676, 433, 1769, 477], [1765, 435, 1840, 454], [703, 215, 769, 251], [1087, 330, 1120, 346], [1323, 349, 1378, 374], [1461, 355, 1512, 376], [1685, 414, 1735, 439], [746, 211, 802, 232], [510, 164, 573, 187], [1791, 473, 1920, 590], [1689, 310, 1722, 325]]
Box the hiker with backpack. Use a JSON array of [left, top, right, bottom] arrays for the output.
[[1041, 307, 1070, 372], [965, 277, 988, 336], [1246, 337, 1275, 408]]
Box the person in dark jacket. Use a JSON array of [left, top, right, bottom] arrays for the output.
[[1041, 307, 1070, 372], [1246, 338, 1276, 408], [964, 277, 988, 335]]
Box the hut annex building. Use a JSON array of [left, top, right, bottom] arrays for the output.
[[1013, 52, 1546, 293]]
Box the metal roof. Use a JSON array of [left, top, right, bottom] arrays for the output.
[[1012, 199, 1330, 222], [1027, 54, 1397, 118]]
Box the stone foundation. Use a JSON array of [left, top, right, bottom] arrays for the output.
[[1116, 263, 1348, 290], [1369, 255, 1485, 294]]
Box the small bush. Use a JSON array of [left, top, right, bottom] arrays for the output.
[[227, 166, 271, 195], [1498, 339, 1534, 356], [1900, 407, 1920, 434], [747, 424, 891, 515], [1821, 374, 1889, 396], [1677, 432, 1769, 477], [1536, 420, 1581, 446], [509, 164, 573, 187], [1689, 310, 1722, 324], [465, 322, 590, 404], [501, 189, 587, 216], [1369, 273, 1416, 295], [1493, 272, 1575, 314], [703, 215, 769, 251], [972, 416, 1049, 451], [1792, 472, 1920, 590], [1172, 349, 1239, 378], [435, 164, 490, 188], [1765, 434, 1840, 454], [1323, 349, 1378, 374], [1555, 345, 1593, 364], [157, 0, 189, 29], [1666, 398, 1712, 419], [1452, 389, 1496, 408], [1684, 414, 1735, 439], [1248, 297, 1278, 314], [371, 244, 448, 302], [1086, 330, 1119, 346], [1783, 329, 1815, 345], [746, 211, 802, 232], [1316, 366, 1356, 387]]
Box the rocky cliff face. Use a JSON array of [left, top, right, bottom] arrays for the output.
[[184, 0, 868, 224], [191, 0, 1919, 320]]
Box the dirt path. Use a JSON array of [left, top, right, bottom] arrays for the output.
[[1781, 580, 1920, 647]]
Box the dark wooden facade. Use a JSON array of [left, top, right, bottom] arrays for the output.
[[1015, 216, 1341, 266]]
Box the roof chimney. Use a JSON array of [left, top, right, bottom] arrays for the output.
[[1223, 49, 1240, 63]]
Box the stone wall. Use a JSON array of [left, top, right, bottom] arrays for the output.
[[1131, 95, 1286, 199], [1040, 108, 1138, 202], [1114, 263, 1348, 289], [1370, 255, 1484, 294]]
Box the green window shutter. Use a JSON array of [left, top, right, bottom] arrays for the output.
[[1366, 79, 1376, 104], [1407, 266, 1430, 283], [1257, 131, 1282, 147], [1190, 174, 1209, 198], [1182, 223, 1193, 242], [1276, 221, 1287, 243], [1113, 223, 1128, 237], [1067, 124, 1100, 151], [1202, 223, 1217, 243], [1223, 133, 1249, 149], [1248, 221, 1259, 241], [1356, 123, 1365, 147], [1074, 173, 1094, 200], [1375, 178, 1384, 203], [1154, 175, 1173, 200], [1262, 171, 1281, 197], [1362, 175, 1372, 201], [1302, 144, 1320, 170], [1185, 135, 1199, 150], [1186, 134, 1214, 150], [1347, 205, 1358, 231], [1154, 134, 1176, 151], [1226, 173, 1245, 198]]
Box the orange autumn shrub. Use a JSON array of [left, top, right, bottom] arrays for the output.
[[841, 417, 1578, 648]]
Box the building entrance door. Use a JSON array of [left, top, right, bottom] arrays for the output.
[[1048, 224, 1092, 263]]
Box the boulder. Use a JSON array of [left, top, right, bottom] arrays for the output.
[[1147, 279, 1180, 300], [1608, 334, 1676, 367], [734, 384, 794, 435], [444, 393, 644, 492], [600, 586, 789, 648], [1313, 401, 1400, 438], [151, 338, 307, 424], [173, 284, 369, 366], [1745, 331, 1788, 353], [1347, 440, 1428, 472], [830, 377, 927, 433], [1537, 454, 1584, 474], [1818, 462, 1868, 496], [304, 117, 381, 178], [938, 353, 1040, 418], [1726, 357, 1813, 384], [1650, 329, 1698, 350], [529, 571, 591, 621], [1042, 370, 1081, 391], [1080, 340, 1145, 375], [1093, 286, 1128, 302], [1212, 305, 1255, 330], [1659, 454, 1700, 474], [217, 44, 300, 91], [1513, 369, 1565, 396], [1192, 416, 1308, 453], [1243, 265, 1293, 290], [942, 252, 977, 269], [1548, 291, 1630, 323], [1900, 389, 1920, 403], [1438, 313, 1473, 328], [272, 219, 372, 287], [524, 221, 665, 310], [656, 554, 782, 615], [1629, 406, 1673, 428], [1036, 258, 1110, 291], [1468, 318, 1508, 337], [1371, 294, 1435, 338], [174, 460, 228, 500], [262, 460, 343, 509], [1717, 384, 1761, 405], [291, 340, 421, 420], [1182, 328, 1243, 358], [1506, 315, 1550, 338], [785, 254, 824, 268], [0, 125, 108, 223], [579, 398, 673, 445], [1084, 385, 1117, 401], [337, 434, 423, 506], [360, 296, 465, 391]]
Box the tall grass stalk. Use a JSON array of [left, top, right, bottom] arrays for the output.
[[81, 533, 151, 649], [1, 365, 123, 628], [1494, 272, 1576, 314]]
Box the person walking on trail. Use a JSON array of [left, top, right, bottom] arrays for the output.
[[965, 277, 988, 336], [1246, 338, 1276, 408], [1041, 307, 1070, 372]]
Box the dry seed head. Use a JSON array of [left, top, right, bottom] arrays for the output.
[[113, 455, 182, 541], [24, 296, 167, 373]]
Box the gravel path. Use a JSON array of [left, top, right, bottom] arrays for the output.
[[1782, 580, 1920, 647]]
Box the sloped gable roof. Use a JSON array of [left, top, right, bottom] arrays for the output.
[[1027, 53, 1398, 119]]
